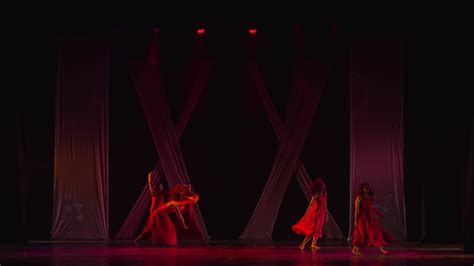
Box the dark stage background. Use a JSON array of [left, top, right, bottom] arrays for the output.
[[2, 18, 472, 244]]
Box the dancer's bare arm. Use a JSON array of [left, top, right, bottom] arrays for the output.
[[354, 196, 362, 226]]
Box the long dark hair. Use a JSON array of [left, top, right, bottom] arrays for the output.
[[359, 182, 374, 197], [310, 178, 327, 195]]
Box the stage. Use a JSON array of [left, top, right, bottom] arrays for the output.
[[2, 19, 473, 266], [1, 242, 472, 265]]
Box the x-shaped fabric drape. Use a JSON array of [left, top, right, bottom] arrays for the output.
[[240, 55, 330, 240], [117, 32, 210, 240], [246, 58, 344, 240], [115, 38, 210, 239]]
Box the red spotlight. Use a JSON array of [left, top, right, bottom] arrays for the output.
[[248, 28, 257, 35], [196, 28, 205, 35]]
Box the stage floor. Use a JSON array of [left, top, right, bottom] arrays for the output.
[[0, 242, 473, 265]]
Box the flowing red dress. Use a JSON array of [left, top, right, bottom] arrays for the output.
[[292, 193, 327, 238], [352, 195, 393, 247], [175, 203, 205, 242], [141, 192, 177, 245]]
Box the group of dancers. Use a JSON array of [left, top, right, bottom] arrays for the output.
[[292, 178, 392, 255], [135, 173, 392, 255]]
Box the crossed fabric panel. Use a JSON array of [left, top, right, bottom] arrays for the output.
[[240, 54, 331, 240], [115, 32, 210, 240], [115, 36, 210, 240], [246, 59, 344, 240]]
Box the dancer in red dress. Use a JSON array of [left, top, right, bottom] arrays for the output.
[[134, 172, 178, 245], [173, 184, 206, 242], [292, 178, 328, 250], [135, 177, 201, 246], [166, 184, 200, 225], [352, 183, 393, 255]]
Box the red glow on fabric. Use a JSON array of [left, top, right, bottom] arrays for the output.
[[248, 28, 257, 35]]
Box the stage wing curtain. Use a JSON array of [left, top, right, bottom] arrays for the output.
[[240, 56, 329, 240], [462, 110, 474, 241], [349, 39, 406, 240], [115, 38, 210, 239], [248, 59, 344, 239], [129, 32, 210, 240], [51, 38, 110, 239]]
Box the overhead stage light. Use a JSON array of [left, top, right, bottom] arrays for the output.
[[197, 28, 205, 35], [248, 28, 257, 35]]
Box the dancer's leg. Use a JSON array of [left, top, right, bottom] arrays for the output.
[[352, 246, 361, 255], [299, 235, 312, 250], [310, 237, 320, 250]]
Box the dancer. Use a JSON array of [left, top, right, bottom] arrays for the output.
[[352, 183, 393, 255], [134, 172, 177, 245], [167, 184, 200, 208], [165, 184, 200, 222], [173, 184, 206, 242], [292, 178, 328, 250], [147, 172, 163, 215], [135, 180, 201, 246]]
